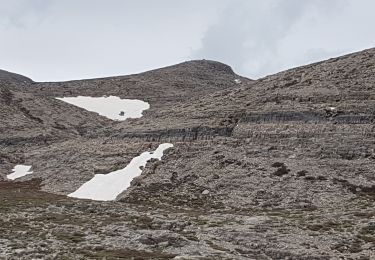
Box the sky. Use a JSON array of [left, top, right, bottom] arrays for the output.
[[0, 0, 375, 82]]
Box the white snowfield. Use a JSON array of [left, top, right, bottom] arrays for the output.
[[7, 165, 33, 180], [68, 143, 174, 201], [56, 96, 150, 121]]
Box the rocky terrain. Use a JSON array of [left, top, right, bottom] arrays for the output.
[[0, 49, 375, 259]]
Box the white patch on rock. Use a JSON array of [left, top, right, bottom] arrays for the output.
[[202, 189, 210, 195], [68, 143, 173, 201], [234, 79, 242, 84], [56, 96, 150, 121], [7, 165, 33, 180]]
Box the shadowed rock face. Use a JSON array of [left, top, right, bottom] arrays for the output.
[[1, 51, 375, 259]]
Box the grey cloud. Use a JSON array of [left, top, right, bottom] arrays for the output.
[[0, 0, 225, 81], [0, 0, 53, 28], [0, 0, 374, 81], [192, 0, 347, 78]]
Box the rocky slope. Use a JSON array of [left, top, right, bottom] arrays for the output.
[[0, 69, 33, 85], [0, 50, 375, 259]]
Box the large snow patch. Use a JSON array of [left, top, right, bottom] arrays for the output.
[[68, 143, 173, 201], [7, 165, 33, 180], [56, 96, 150, 121]]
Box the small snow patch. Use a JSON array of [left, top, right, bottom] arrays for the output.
[[56, 96, 150, 121], [68, 143, 173, 201], [234, 79, 242, 84], [7, 165, 33, 180]]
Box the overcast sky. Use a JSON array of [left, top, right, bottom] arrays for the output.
[[1, 0, 375, 81]]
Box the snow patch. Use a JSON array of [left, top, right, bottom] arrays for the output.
[[56, 96, 150, 121], [234, 79, 242, 84], [68, 143, 173, 201], [7, 165, 33, 180]]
